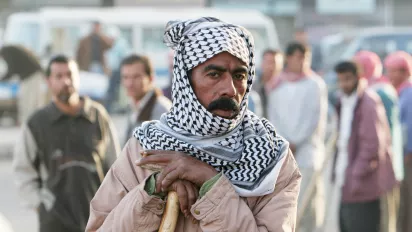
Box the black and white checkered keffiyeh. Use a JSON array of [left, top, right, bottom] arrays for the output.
[[134, 17, 288, 197]]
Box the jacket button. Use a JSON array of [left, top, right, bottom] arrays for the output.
[[194, 209, 200, 215]]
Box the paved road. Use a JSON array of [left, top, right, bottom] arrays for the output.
[[0, 114, 128, 232]]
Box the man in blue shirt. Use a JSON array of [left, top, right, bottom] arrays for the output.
[[385, 51, 412, 232]]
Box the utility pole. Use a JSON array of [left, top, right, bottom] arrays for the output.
[[383, 0, 393, 26]]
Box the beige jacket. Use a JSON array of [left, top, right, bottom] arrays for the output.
[[86, 138, 301, 232]]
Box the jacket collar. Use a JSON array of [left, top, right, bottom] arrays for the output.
[[49, 96, 95, 123]]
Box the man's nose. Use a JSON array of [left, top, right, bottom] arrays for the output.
[[220, 73, 236, 98], [63, 76, 72, 86]]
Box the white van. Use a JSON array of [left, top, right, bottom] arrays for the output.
[[2, 7, 279, 115], [4, 7, 279, 84]]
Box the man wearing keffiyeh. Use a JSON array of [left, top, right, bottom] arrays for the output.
[[86, 17, 301, 232]]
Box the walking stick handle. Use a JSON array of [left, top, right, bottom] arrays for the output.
[[159, 191, 180, 232], [140, 152, 180, 232]]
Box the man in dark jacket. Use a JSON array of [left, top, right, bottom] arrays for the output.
[[76, 21, 113, 75], [327, 61, 397, 232], [12, 55, 120, 232]]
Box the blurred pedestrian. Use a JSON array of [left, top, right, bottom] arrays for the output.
[[12, 55, 120, 232], [121, 54, 171, 145], [86, 17, 300, 232], [330, 61, 396, 232], [253, 49, 283, 118], [384, 51, 412, 232], [354, 50, 403, 232], [0, 45, 51, 124], [76, 21, 113, 75], [104, 26, 131, 113], [266, 42, 327, 232], [162, 49, 174, 101]]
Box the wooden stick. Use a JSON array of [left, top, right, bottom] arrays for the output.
[[141, 152, 180, 232], [159, 191, 180, 232]]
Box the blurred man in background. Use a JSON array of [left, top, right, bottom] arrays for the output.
[[76, 21, 113, 76], [354, 50, 403, 232], [121, 54, 171, 145], [104, 26, 131, 113], [162, 49, 174, 101], [266, 42, 327, 232], [12, 55, 120, 232], [331, 61, 396, 232], [253, 49, 283, 118], [384, 51, 412, 232]]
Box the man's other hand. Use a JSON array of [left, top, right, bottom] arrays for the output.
[[167, 179, 199, 217]]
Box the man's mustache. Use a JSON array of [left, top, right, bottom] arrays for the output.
[[207, 97, 240, 112]]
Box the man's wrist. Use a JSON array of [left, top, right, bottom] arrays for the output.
[[199, 173, 222, 198], [199, 167, 219, 186]]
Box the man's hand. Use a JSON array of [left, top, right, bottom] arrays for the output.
[[136, 150, 218, 191], [167, 180, 199, 218]]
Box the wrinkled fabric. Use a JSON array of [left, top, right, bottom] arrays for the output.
[[85, 138, 301, 232]]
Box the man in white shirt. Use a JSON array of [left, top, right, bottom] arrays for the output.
[[266, 42, 328, 232]]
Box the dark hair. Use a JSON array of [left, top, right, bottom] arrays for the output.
[[285, 42, 309, 56], [334, 61, 359, 76], [120, 54, 154, 77], [262, 48, 281, 57], [0, 45, 42, 79], [46, 55, 71, 77]]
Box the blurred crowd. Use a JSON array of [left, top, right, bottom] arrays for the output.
[[1, 19, 412, 232]]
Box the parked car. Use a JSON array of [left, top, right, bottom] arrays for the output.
[[322, 27, 412, 105]]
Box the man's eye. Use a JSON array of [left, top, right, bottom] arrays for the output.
[[207, 72, 220, 78], [234, 73, 247, 80]]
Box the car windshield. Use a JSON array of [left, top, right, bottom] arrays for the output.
[[7, 21, 41, 54], [358, 34, 412, 61]]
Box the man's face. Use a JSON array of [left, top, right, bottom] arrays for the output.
[[121, 62, 153, 102], [386, 67, 407, 88], [190, 52, 248, 119], [261, 53, 283, 81], [47, 61, 79, 104], [337, 71, 358, 95], [287, 50, 309, 73]]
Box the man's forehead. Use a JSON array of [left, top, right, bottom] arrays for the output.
[[200, 52, 248, 69]]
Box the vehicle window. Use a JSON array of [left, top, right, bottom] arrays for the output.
[[142, 27, 167, 52], [359, 34, 412, 61], [7, 21, 41, 54], [50, 26, 81, 57]]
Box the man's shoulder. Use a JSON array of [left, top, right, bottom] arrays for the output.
[[307, 74, 326, 90], [273, 149, 301, 193], [88, 99, 111, 120], [360, 90, 385, 114], [27, 103, 54, 126]]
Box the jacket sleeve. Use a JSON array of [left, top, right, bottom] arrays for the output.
[[12, 123, 41, 209], [352, 97, 385, 178], [103, 115, 121, 171], [193, 151, 301, 232], [86, 141, 165, 232], [291, 79, 328, 146]]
